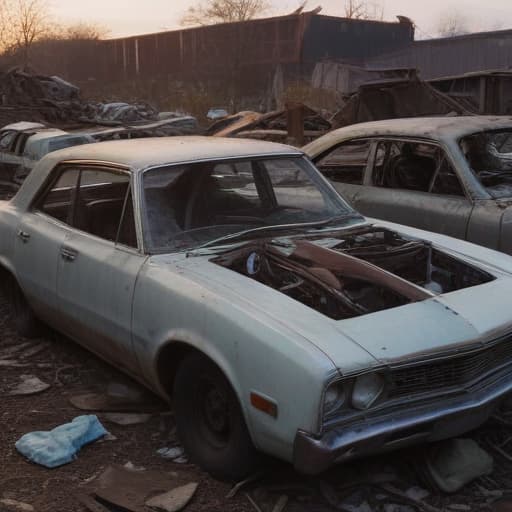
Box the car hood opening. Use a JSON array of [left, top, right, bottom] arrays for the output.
[[213, 227, 495, 321]]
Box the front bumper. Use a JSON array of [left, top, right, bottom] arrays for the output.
[[294, 371, 512, 474]]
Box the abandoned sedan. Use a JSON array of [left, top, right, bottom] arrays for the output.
[[305, 116, 512, 255], [2, 137, 512, 479]]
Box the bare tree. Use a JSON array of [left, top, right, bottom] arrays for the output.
[[344, 0, 384, 20], [181, 0, 270, 26], [0, 0, 51, 66], [62, 22, 109, 41], [436, 9, 469, 37]]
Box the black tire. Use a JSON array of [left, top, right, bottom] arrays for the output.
[[8, 277, 42, 338], [173, 353, 260, 481]]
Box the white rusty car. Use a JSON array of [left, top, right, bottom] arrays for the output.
[[305, 116, 512, 254], [1, 137, 512, 479]]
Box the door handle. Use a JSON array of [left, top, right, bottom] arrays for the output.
[[17, 230, 30, 243], [61, 247, 77, 262]]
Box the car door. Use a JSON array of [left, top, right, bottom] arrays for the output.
[[14, 168, 79, 326], [0, 130, 19, 182], [13, 133, 33, 183], [56, 166, 145, 375], [313, 139, 372, 206], [354, 139, 473, 240]]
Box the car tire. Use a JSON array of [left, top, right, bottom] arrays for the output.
[[173, 353, 260, 481], [8, 278, 41, 338]]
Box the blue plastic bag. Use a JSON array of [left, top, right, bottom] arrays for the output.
[[16, 415, 107, 468]]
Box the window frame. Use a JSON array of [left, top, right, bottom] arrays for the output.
[[0, 130, 17, 152], [366, 136, 471, 200], [313, 137, 374, 186], [31, 163, 141, 252]]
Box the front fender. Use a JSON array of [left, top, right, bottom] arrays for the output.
[[132, 264, 336, 463]]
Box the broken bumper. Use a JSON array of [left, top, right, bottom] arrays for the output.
[[294, 371, 512, 474]]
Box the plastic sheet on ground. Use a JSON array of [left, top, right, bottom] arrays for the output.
[[15, 415, 107, 468]]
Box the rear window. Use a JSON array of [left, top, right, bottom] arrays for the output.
[[48, 136, 91, 154]]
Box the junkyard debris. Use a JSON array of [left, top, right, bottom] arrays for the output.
[[272, 494, 288, 512], [69, 390, 164, 413], [84, 465, 194, 512], [157, 446, 188, 463], [123, 461, 146, 472], [207, 105, 331, 145], [0, 499, 34, 512], [330, 75, 475, 129], [9, 375, 50, 396], [144, 482, 198, 512], [102, 413, 152, 426], [226, 472, 263, 498], [15, 415, 107, 468], [0, 69, 198, 133], [424, 439, 494, 493]]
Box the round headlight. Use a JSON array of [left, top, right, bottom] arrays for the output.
[[352, 373, 385, 410], [323, 381, 346, 415]]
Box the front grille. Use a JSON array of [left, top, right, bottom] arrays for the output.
[[389, 337, 512, 398]]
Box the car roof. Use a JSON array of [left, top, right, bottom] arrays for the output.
[[307, 116, 512, 149], [42, 136, 303, 171], [1, 121, 46, 132], [26, 129, 69, 143]]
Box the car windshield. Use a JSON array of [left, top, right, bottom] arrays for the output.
[[142, 156, 358, 252], [460, 130, 512, 198]]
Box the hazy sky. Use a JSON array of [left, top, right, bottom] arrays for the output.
[[50, 0, 512, 39]]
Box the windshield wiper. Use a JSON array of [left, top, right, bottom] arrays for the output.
[[306, 213, 363, 230], [190, 214, 362, 251]]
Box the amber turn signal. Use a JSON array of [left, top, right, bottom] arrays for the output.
[[250, 392, 278, 418]]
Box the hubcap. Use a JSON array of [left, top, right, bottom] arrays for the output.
[[198, 378, 230, 447]]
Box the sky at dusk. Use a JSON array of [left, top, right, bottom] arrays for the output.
[[49, 0, 512, 39]]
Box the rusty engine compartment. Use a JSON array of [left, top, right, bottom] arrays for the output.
[[214, 227, 494, 320]]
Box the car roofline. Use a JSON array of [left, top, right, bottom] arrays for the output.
[[59, 151, 305, 174]]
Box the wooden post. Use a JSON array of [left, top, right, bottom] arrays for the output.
[[286, 102, 305, 146]]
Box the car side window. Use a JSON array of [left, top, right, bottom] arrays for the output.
[[315, 140, 371, 185], [372, 140, 465, 197], [36, 168, 79, 224], [73, 169, 137, 248], [0, 131, 16, 151]]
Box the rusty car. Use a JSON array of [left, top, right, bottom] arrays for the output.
[[1, 137, 512, 479], [0, 122, 93, 189], [304, 116, 512, 254]]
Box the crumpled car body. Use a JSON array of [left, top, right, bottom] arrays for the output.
[[0, 123, 93, 187], [1, 137, 512, 476], [304, 116, 512, 255]]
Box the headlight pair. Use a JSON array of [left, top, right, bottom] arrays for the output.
[[323, 372, 385, 418]]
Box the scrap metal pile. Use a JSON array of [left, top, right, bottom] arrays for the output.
[[207, 105, 332, 143], [0, 69, 198, 135]]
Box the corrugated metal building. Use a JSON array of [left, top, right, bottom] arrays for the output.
[[366, 29, 512, 80], [95, 13, 414, 89]]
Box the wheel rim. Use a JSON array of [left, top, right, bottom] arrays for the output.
[[197, 377, 231, 448]]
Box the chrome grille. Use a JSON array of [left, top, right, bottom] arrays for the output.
[[389, 338, 512, 398]]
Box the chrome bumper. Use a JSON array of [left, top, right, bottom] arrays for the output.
[[294, 372, 512, 474]]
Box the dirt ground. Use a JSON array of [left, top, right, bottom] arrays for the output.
[[1, 293, 512, 512]]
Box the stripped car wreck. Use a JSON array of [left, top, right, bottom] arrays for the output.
[[305, 116, 512, 255], [1, 137, 512, 480], [215, 231, 493, 320]]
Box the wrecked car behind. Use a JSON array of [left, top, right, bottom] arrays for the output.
[[1, 137, 512, 479], [305, 116, 512, 256]]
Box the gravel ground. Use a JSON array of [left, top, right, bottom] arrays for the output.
[[1, 292, 512, 512]]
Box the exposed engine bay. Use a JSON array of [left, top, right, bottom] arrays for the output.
[[214, 226, 495, 320]]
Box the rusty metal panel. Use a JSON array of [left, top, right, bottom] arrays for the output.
[[367, 30, 512, 80], [302, 15, 414, 64], [92, 14, 415, 86]]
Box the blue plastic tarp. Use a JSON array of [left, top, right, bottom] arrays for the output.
[[16, 415, 107, 468]]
